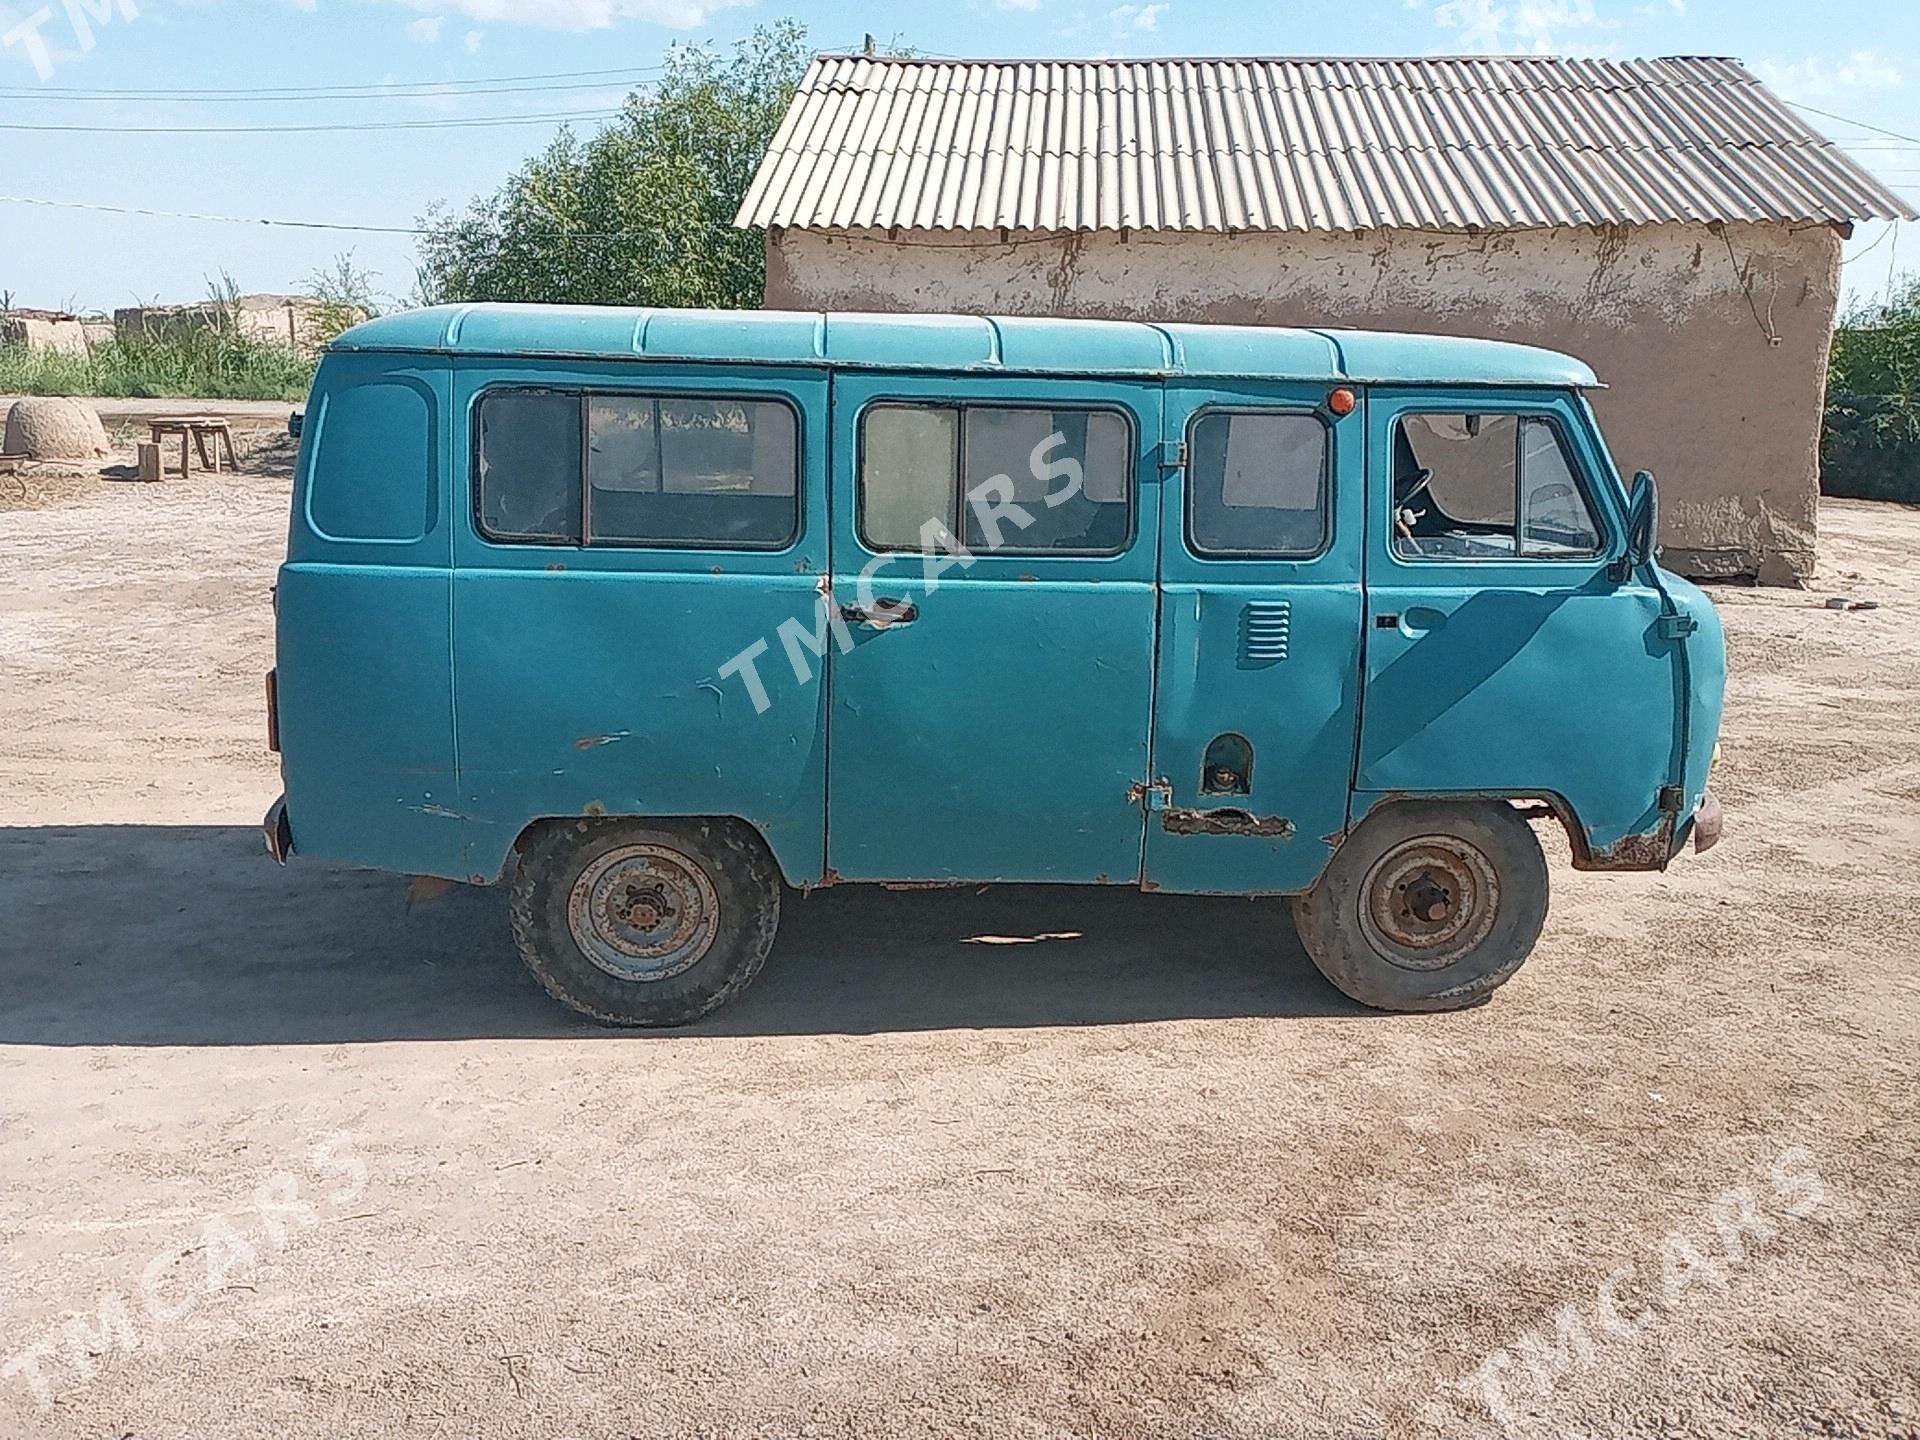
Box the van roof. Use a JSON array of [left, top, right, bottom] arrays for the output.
[[332, 304, 1601, 389]]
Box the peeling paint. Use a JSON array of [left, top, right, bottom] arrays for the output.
[[1579, 819, 1676, 872], [574, 731, 631, 751], [1162, 807, 1295, 838]]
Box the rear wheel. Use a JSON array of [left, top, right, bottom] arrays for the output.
[[509, 817, 780, 1027], [1291, 800, 1547, 1011]]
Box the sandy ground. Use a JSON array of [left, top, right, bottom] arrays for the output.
[[1, 462, 1916, 1439]]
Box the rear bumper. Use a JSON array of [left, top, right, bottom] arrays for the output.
[[1689, 790, 1724, 855], [263, 797, 293, 864]]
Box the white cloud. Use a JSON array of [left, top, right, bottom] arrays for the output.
[[1432, 0, 1610, 54], [1753, 49, 1902, 100], [463, 27, 483, 49], [1106, 1, 1167, 32], [406, 16, 444, 41], [391, 0, 750, 31], [995, 0, 1043, 10]]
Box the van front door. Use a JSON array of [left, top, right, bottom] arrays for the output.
[[824, 374, 1162, 883], [1358, 389, 1682, 859], [1143, 383, 1367, 894]]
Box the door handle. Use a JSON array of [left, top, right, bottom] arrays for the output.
[[1375, 607, 1446, 635], [839, 598, 919, 629]]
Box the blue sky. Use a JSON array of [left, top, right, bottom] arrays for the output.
[[1, 0, 1914, 313]]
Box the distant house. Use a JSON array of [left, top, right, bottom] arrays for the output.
[[114, 293, 355, 356], [737, 55, 1912, 583]]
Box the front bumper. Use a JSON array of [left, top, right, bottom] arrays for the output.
[[263, 797, 293, 864], [1689, 790, 1724, 855]]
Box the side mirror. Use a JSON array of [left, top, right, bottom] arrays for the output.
[[1629, 470, 1659, 566], [1609, 470, 1659, 581]]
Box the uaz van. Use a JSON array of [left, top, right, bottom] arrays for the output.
[[266, 304, 1724, 1025]]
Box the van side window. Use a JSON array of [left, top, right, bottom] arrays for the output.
[[859, 403, 1132, 555], [477, 391, 581, 543], [475, 389, 800, 549], [587, 397, 798, 548], [1392, 413, 1602, 560], [1186, 411, 1329, 558]]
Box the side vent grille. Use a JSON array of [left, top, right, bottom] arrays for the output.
[[1238, 601, 1291, 668]]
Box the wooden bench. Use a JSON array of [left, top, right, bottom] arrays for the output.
[[145, 418, 239, 480]]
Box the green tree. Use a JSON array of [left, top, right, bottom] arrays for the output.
[[416, 21, 809, 309], [1830, 274, 1920, 414], [1824, 273, 1920, 501]]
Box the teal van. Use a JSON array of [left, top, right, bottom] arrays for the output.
[[266, 304, 1724, 1026]]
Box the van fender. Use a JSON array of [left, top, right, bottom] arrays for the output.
[[492, 812, 809, 888], [1344, 791, 1675, 873]]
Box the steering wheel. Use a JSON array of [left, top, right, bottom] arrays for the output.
[[1398, 466, 1435, 507]]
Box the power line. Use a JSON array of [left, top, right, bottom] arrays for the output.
[[1787, 100, 1920, 149], [0, 108, 626, 135], [0, 193, 639, 241], [0, 62, 664, 101], [0, 75, 653, 105], [1842, 221, 1898, 266]]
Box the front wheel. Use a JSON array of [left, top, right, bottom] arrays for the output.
[[1291, 800, 1547, 1012], [508, 817, 780, 1027]]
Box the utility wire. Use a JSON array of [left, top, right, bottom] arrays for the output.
[[1786, 100, 1920, 149], [1842, 221, 1898, 266], [0, 108, 626, 134], [0, 76, 654, 104], [0, 193, 637, 240], [0, 62, 664, 100]]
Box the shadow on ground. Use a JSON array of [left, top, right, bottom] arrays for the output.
[[1, 825, 1361, 1045]]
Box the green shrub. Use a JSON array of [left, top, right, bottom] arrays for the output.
[[0, 330, 315, 402], [1825, 276, 1920, 504], [1823, 392, 1920, 502]]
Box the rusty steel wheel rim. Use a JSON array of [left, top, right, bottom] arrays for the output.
[[567, 843, 720, 983], [1359, 834, 1500, 972]]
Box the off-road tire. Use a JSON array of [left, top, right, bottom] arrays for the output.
[[508, 817, 780, 1027], [1291, 800, 1547, 1012]]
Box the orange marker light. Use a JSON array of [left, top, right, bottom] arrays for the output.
[[1327, 387, 1358, 417]]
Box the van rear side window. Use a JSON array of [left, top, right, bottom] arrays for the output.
[[475, 389, 799, 550], [309, 379, 433, 543], [476, 391, 581, 542]]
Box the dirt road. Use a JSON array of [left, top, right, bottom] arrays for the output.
[[1, 471, 1916, 1438]]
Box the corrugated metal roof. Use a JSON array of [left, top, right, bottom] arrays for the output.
[[736, 55, 1914, 234]]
